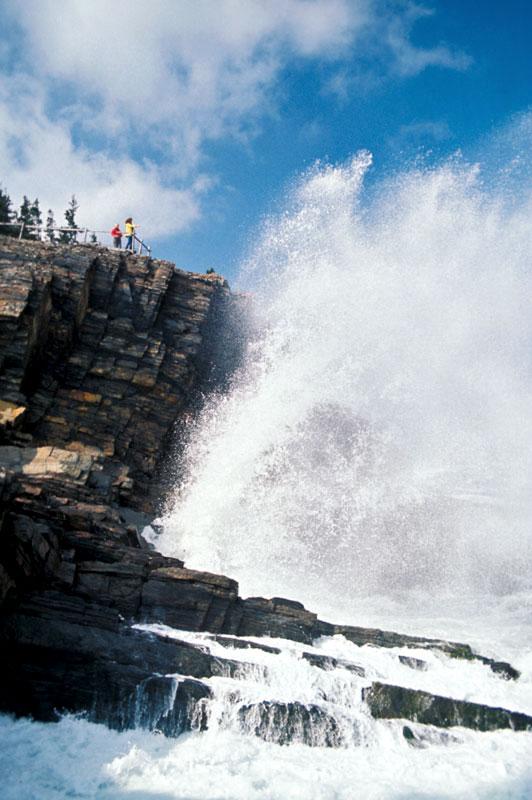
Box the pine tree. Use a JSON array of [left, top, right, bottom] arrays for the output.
[[29, 198, 42, 239], [16, 196, 43, 240], [0, 185, 18, 237], [65, 194, 78, 230], [46, 209, 57, 242], [17, 196, 34, 239], [0, 186, 12, 224], [59, 195, 79, 244]]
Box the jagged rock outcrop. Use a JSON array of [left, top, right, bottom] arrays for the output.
[[0, 236, 244, 505], [0, 236, 251, 731], [0, 236, 247, 599], [0, 236, 528, 746]]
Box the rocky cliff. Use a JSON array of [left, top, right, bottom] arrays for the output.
[[0, 236, 530, 746]]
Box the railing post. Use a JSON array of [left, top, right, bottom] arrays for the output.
[[18, 222, 24, 240]]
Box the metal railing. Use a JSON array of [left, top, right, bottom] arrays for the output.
[[0, 222, 151, 257]]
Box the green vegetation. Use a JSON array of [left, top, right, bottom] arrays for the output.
[[0, 186, 18, 237], [58, 195, 79, 243], [17, 196, 42, 240], [0, 183, 79, 241]]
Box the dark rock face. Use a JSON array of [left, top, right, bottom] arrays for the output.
[[398, 655, 428, 671], [0, 237, 252, 736], [331, 624, 519, 680], [0, 236, 244, 507], [205, 634, 282, 655], [300, 651, 365, 676], [402, 724, 460, 748], [0, 237, 528, 746], [238, 701, 347, 747], [0, 587, 241, 734], [363, 682, 532, 732]]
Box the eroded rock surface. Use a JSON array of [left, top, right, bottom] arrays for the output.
[[0, 236, 244, 504]]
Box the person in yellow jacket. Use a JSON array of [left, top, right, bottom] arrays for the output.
[[124, 217, 137, 251]]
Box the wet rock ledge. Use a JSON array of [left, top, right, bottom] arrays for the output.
[[0, 236, 529, 745]]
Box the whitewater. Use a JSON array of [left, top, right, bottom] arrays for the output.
[[3, 148, 532, 798]]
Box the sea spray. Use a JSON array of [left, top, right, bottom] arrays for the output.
[[153, 151, 532, 614]]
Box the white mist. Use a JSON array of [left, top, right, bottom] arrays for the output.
[[156, 152, 532, 619]]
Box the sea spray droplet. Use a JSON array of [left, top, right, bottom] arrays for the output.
[[157, 151, 532, 612]]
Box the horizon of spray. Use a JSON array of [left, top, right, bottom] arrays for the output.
[[154, 149, 532, 618]]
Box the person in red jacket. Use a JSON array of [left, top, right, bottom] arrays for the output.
[[111, 224, 123, 248]]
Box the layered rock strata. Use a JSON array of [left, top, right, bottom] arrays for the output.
[[0, 236, 243, 506], [0, 236, 249, 730]]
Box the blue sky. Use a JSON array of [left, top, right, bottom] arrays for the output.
[[1, 0, 531, 287]]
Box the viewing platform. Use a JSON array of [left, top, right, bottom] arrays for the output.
[[0, 222, 151, 256]]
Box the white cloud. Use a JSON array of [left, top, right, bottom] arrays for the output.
[[383, 3, 472, 77], [7, 0, 366, 171], [2, 0, 369, 237], [0, 0, 471, 242], [0, 75, 204, 235]]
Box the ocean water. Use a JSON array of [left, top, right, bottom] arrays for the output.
[[2, 615, 532, 799], [3, 146, 532, 798]]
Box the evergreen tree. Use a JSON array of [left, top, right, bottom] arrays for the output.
[[0, 185, 18, 237], [65, 194, 78, 230], [17, 196, 43, 239], [29, 198, 42, 239], [59, 195, 79, 243], [46, 209, 57, 242], [0, 185, 13, 224], [17, 196, 33, 239]]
